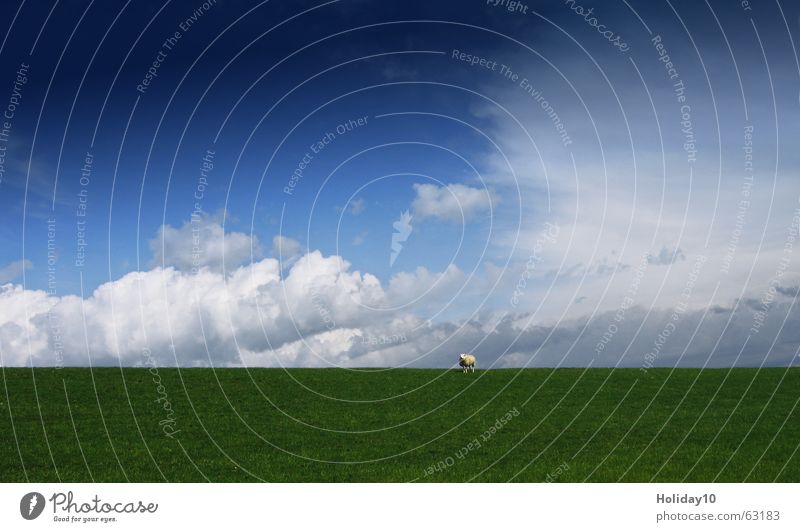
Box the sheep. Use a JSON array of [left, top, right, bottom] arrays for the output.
[[459, 353, 476, 373]]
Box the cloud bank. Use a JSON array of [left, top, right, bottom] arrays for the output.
[[1, 221, 797, 368]]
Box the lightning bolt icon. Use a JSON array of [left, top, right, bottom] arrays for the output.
[[28, 494, 37, 516]]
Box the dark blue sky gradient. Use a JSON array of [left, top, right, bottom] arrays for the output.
[[0, 1, 797, 368]]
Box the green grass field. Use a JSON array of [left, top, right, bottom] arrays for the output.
[[1, 367, 798, 482]]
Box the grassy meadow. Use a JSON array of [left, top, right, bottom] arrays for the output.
[[1, 367, 798, 482]]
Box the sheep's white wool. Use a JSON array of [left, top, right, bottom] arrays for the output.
[[459, 353, 476, 372]]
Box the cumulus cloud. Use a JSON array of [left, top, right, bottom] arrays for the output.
[[1, 214, 798, 369], [150, 213, 260, 273], [0, 249, 797, 368], [0, 249, 389, 367], [0, 219, 470, 368], [385, 264, 465, 311], [410, 183, 495, 222], [0, 259, 32, 283], [271, 235, 301, 259]]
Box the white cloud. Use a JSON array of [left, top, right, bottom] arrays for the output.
[[386, 263, 465, 311], [0, 248, 389, 367], [410, 183, 496, 222], [463, 55, 800, 328], [271, 235, 301, 259], [0, 259, 32, 283], [0, 243, 796, 368], [149, 213, 259, 274], [0, 217, 476, 368]]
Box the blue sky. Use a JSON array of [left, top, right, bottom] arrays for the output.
[[0, 0, 799, 367]]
